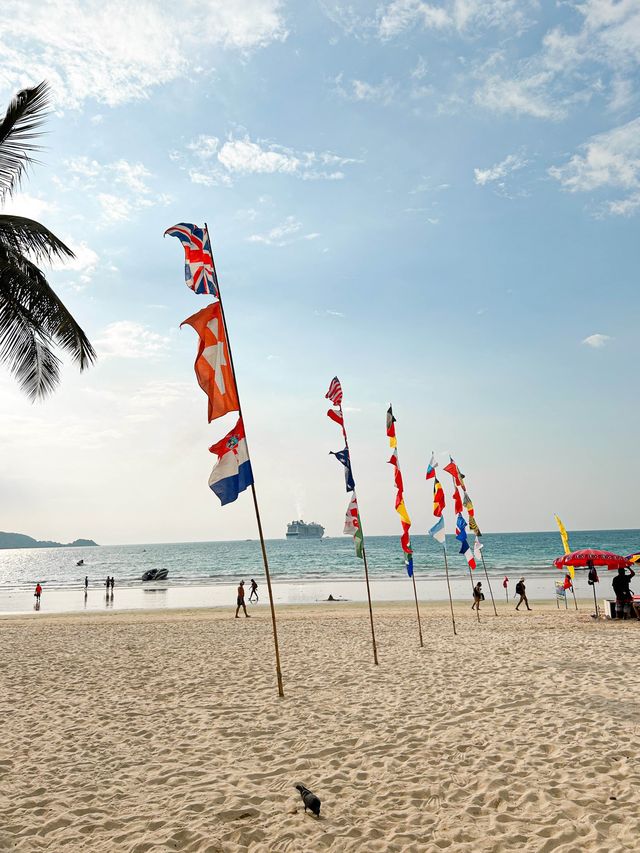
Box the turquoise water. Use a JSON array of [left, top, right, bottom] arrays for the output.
[[0, 529, 638, 591]]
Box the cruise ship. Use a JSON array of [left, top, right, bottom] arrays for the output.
[[286, 520, 325, 539]]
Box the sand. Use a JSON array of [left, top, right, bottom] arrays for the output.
[[1, 601, 639, 852]]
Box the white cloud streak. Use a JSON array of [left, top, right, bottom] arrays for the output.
[[474, 153, 528, 186], [0, 0, 287, 108], [95, 322, 171, 359], [582, 333, 612, 348]]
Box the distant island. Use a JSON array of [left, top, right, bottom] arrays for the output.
[[0, 531, 98, 550]]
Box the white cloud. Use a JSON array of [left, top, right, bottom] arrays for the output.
[[179, 134, 360, 185], [247, 216, 320, 247], [334, 73, 397, 104], [582, 333, 612, 348], [1, 192, 56, 220], [474, 153, 528, 186], [474, 73, 564, 120], [549, 117, 640, 215], [0, 0, 287, 109], [59, 157, 170, 224], [378, 0, 533, 39], [95, 321, 171, 359]]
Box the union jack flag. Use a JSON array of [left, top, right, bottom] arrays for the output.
[[325, 376, 343, 407], [164, 222, 219, 296]]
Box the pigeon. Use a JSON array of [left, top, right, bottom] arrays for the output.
[[294, 783, 321, 816]]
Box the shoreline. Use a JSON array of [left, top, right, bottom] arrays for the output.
[[0, 575, 606, 616]]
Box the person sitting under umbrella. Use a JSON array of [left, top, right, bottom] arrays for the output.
[[612, 566, 635, 619]]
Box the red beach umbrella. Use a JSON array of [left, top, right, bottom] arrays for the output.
[[553, 549, 630, 571]]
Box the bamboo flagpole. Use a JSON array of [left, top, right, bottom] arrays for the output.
[[427, 474, 457, 636], [205, 225, 284, 697], [386, 406, 423, 648], [166, 222, 284, 698], [326, 379, 378, 665]]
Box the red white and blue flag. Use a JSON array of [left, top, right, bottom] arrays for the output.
[[208, 417, 253, 505], [165, 222, 219, 296], [325, 377, 343, 407]]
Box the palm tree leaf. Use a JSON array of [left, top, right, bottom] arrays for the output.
[[0, 81, 50, 200], [0, 260, 61, 400], [0, 243, 96, 382], [0, 214, 74, 263]]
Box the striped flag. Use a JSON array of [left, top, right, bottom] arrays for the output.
[[164, 223, 219, 296], [325, 377, 343, 407], [426, 451, 438, 480], [344, 493, 364, 558]]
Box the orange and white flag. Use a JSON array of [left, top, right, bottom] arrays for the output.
[[181, 302, 239, 422]]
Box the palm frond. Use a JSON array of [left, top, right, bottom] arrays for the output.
[[0, 81, 50, 200], [0, 214, 74, 263], [0, 261, 61, 400], [0, 246, 96, 398]]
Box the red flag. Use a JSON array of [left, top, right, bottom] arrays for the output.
[[503, 576, 509, 589], [444, 459, 462, 487], [327, 408, 344, 428], [563, 575, 573, 590], [181, 302, 239, 422], [452, 487, 463, 515]]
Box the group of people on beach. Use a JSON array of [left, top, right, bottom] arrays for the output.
[[472, 577, 532, 611]]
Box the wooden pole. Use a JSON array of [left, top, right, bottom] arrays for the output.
[[591, 581, 599, 618], [204, 225, 284, 698], [336, 399, 378, 666], [505, 582, 509, 605], [571, 583, 578, 611], [480, 552, 498, 616], [411, 571, 424, 647], [468, 567, 480, 622], [556, 586, 560, 609], [359, 534, 379, 665], [443, 548, 457, 636]]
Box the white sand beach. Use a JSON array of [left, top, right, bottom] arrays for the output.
[[1, 601, 638, 852]]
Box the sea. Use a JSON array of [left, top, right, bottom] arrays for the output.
[[0, 530, 638, 615]]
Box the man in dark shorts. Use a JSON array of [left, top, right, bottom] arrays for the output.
[[235, 580, 250, 618], [612, 566, 635, 619], [515, 577, 532, 611]]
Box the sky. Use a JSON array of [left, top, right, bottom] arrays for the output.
[[0, 0, 639, 545]]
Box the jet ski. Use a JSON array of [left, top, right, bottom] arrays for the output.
[[142, 568, 169, 581]]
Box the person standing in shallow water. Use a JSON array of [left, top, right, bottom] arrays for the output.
[[515, 577, 532, 611], [235, 580, 250, 618]]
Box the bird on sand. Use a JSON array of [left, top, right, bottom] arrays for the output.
[[294, 783, 321, 816]]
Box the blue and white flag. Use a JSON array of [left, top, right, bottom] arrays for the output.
[[330, 447, 355, 492], [405, 553, 414, 577], [208, 417, 253, 505], [428, 516, 445, 545]]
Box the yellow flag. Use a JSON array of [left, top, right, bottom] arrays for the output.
[[554, 515, 574, 579]]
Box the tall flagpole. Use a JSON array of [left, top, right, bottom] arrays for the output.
[[205, 224, 284, 698], [480, 553, 498, 616], [342, 418, 378, 667], [328, 384, 378, 666], [442, 547, 457, 636], [387, 406, 423, 649]]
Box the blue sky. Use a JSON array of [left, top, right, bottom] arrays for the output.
[[0, 0, 639, 544]]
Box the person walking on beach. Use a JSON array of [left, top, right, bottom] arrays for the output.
[[515, 577, 532, 611], [612, 566, 635, 619], [472, 581, 484, 611], [249, 578, 258, 602], [105, 576, 111, 590], [34, 582, 42, 602], [235, 580, 250, 618], [110, 577, 115, 591], [84, 575, 89, 591]]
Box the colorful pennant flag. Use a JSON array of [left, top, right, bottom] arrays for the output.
[[165, 223, 218, 296], [443, 458, 463, 487], [428, 515, 446, 545], [207, 417, 253, 505], [432, 477, 445, 517], [455, 513, 476, 569], [181, 302, 239, 422], [426, 451, 438, 480], [386, 406, 413, 574], [330, 448, 355, 492], [452, 487, 463, 515], [554, 514, 574, 579], [344, 493, 364, 558]]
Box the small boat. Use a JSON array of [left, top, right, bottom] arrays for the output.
[[142, 568, 169, 582]]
